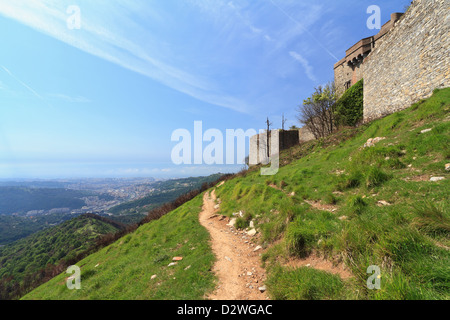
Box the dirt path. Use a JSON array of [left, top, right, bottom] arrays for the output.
[[199, 190, 269, 300]]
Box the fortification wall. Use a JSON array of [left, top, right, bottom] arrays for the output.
[[249, 130, 302, 165], [363, 0, 450, 121]]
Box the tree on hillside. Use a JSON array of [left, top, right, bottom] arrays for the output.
[[297, 82, 337, 139]]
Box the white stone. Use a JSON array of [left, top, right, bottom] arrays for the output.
[[364, 137, 386, 148], [430, 177, 445, 182], [247, 229, 257, 236], [227, 218, 237, 227], [253, 245, 263, 252]]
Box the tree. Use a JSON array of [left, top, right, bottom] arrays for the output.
[[297, 82, 337, 139]]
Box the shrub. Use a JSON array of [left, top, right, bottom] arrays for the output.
[[335, 79, 364, 127]]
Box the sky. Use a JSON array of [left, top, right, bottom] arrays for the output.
[[0, 0, 411, 179]]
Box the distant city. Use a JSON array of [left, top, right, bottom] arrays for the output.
[[0, 178, 160, 217]]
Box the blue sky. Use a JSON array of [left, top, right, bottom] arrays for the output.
[[0, 0, 411, 179]]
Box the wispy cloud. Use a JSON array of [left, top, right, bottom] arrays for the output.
[[0, 0, 251, 113], [0, 65, 58, 111], [1, 65, 45, 100], [289, 51, 318, 83], [268, 0, 339, 62], [47, 93, 91, 104], [0, 0, 338, 117]]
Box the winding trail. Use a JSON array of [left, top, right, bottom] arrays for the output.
[[199, 190, 269, 300]]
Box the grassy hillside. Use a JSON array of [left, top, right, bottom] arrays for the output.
[[24, 88, 449, 300], [214, 88, 449, 300], [0, 214, 122, 299], [23, 195, 216, 300]]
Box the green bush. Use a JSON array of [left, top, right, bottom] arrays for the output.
[[335, 79, 364, 127]]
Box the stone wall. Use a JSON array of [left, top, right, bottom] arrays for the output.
[[249, 130, 301, 165], [363, 0, 450, 121], [298, 126, 316, 143], [334, 13, 404, 97]]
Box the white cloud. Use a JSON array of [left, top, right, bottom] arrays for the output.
[[0, 0, 251, 113], [289, 51, 318, 83]]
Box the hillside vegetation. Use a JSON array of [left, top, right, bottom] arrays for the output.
[[0, 214, 123, 299], [0, 213, 78, 245], [0, 187, 93, 215], [23, 196, 216, 300], [24, 88, 449, 300]]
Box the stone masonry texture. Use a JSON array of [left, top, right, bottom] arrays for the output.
[[363, 0, 449, 121]]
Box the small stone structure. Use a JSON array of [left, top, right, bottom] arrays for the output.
[[249, 130, 299, 165]]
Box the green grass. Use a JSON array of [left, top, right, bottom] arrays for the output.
[[215, 88, 450, 300], [24, 88, 450, 300], [22, 195, 216, 300], [267, 266, 348, 300]]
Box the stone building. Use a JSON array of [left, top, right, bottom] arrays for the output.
[[334, 0, 449, 122], [362, 0, 449, 121], [334, 13, 404, 97]]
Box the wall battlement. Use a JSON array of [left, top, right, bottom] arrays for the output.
[[363, 0, 449, 121], [334, 12, 404, 97], [335, 0, 449, 122]]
